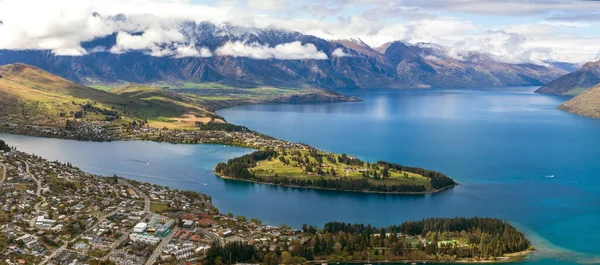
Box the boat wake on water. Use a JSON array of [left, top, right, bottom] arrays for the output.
[[536, 174, 600, 188], [128, 159, 150, 166]]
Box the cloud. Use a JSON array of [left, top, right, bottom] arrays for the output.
[[216, 41, 328, 60], [246, 0, 287, 11], [344, 0, 600, 16], [332, 48, 349, 57], [0, 0, 599, 63], [547, 11, 600, 21], [174, 45, 213, 58], [108, 29, 213, 58]]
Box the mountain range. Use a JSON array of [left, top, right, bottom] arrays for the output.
[[535, 60, 600, 95], [0, 21, 567, 90]]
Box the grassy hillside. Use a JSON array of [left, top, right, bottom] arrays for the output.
[[558, 84, 600, 118], [0, 63, 140, 127], [0, 63, 359, 130], [216, 149, 457, 194], [536, 60, 600, 95], [0, 64, 224, 129], [110, 84, 359, 128], [251, 149, 432, 189], [109, 84, 223, 129]]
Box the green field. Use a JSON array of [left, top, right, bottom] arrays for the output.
[[250, 149, 432, 189], [149, 202, 171, 213]]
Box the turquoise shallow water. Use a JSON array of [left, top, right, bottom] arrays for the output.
[[2, 87, 600, 264]]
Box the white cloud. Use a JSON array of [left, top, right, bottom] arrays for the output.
[[174, 45, 213, 58], [110, 29, 185, 54], [332, 48, 349, 57], [246, 0, 287, 11], [0, 0, 599, 63], [216, 41, 328, 60]]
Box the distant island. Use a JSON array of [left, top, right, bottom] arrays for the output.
[[215, 149, 457, 194]]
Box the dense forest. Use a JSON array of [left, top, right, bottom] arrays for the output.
[[204, 217, 532, 265], [215, 149, 456, 193]]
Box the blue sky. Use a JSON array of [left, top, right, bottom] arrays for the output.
[[0, 0, 599, 63]]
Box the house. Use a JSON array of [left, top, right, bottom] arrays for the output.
[[182, 219, 195, 230], [133, 222, 147, 233], [35, 216, 56, 229], [129, 233, 160, 245]]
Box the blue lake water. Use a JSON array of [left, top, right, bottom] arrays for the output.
[[2, 87, 599, 264]]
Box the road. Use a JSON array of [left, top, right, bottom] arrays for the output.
[[145, 226, 180, 265], [120, 179, 150, 213], [0, 163, 6, 182], [100, 232, 129, 260], [25, 162, 46, 211], [40, 208, 122, 264], [198, 228, 224, 247]]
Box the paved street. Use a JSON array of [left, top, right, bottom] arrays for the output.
[[25, 162, 46, 212], [0, 163, 6, 182], [198, 228, 224, 247], [145, 226, 180, 265], [120, 179, 150, 213]]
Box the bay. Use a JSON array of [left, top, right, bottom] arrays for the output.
[[2, 87, 599, 264]]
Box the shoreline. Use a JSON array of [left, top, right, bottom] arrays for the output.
[[0, 97, 459, 197], [308, 250, 534, 264], [216, 172, 458, 195]]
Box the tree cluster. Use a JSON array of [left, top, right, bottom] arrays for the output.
[[205, 242, 259, 265], [215, 150, 277, 180], [196, 122, 250, 132], [0, 140, 10, 152], [204, 217, 530, 264]]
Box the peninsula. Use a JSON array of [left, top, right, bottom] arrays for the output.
[[0, 63, 458, 194], [0, 140, 532, 265], [215, 149, 457, 194]]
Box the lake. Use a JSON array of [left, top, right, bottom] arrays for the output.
[[2, 87, 599, 264]]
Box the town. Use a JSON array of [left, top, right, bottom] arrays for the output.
[[0, 144, 309, 265], [0, 120, 309, 151]]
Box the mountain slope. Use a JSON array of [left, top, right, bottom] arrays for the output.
[[535, 60, 600, 95], [0, 63, 138, 126], [0, 22, 566, 90], [0, 63, 359, 130], [558, 84, 600, 118]]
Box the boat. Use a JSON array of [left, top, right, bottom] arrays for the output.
[[545, 175, 555, 178], [204, 183, 209, 186]]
